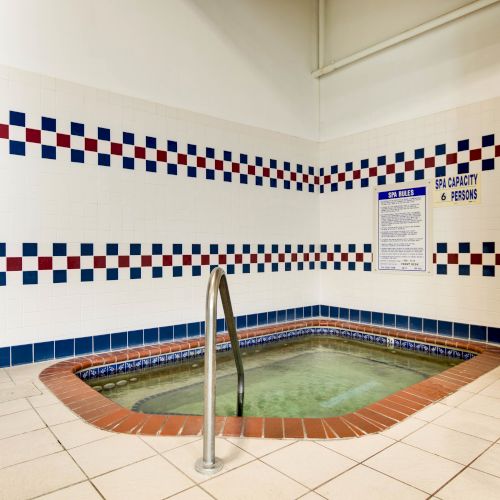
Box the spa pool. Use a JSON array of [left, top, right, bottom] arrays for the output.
[[87, 334, 460, 418]]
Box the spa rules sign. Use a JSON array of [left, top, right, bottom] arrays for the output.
[[375, 182, 431, 273]]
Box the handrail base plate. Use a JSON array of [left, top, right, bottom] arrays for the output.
[[195, 457, 223, 475]]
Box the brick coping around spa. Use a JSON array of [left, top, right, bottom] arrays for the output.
[[39, 320, 500, 439]]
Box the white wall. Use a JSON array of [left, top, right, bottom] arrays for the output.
[[319, 1, 500, 140], [0, 0, 319, 141]]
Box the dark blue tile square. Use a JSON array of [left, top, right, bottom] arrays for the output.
[[223, 172, 232, 182], [360, 310, 371, 323], [414, 148, 425, 159], [483, 242, 495, 253], [152, 267, 163, 278], [123, 132, 135, 145], [106, 243, 118, 255], [361, 158, 369, 168], [160, 326, 174, 342], [192, 266, 201, 277], [482, 158, 494, 171], [75, 336, 93, 355], [286, 309, 295, 321], [437, 243, 448, 253], [71, 122, 84, 136], [23, 271, 38, 285], [93, 334, 110, 352], [174, 324, 187, 340], [187, 143, 197, 156], [435, 144, 446, 155], [0, 243, 5, 257], [303, 306, 312, 319], [377, 175, 386, 185], [98, 154, 111, 167], [187, 166, 197, 178], [10, 111, 25, 126], [437, 264, 447, 275], [128, 330, 144, 346], [363, 263, 372, 272], [111, 331, 127, 349], [123, 157, 134, 169], [53, 270, 67, 284], [144, 327, 159, 344], [312, 305, 320, 317], [152, 243, 163, 255], [55, 339, 74, 358], [410, 316, 422, 332], [42, 145, 56, 159], [223, 151, 232, 162], [453, 323, 469, 339], [384, 314, 395, 327], [457, 163, 468, 174], [414, 169, 424, 180], [41, 116, 56, 132], [459, 265, 470, 276], [396, 315, 409, 330], [216, 318, 226, 333], [395, 173, 404, 183], [98, 127, 111, 141], [349, 309, 360, 322], [0, 347, 9, 368], [277, 310, 287, 323], [423, 318, 437, 334], [81, 243, 93, 256], [0, 272, 5, 286], [81, 269, 94, 282], [330, 307, 339, 319], [470, 325, 486, 342], [255, 156, 263, 167], [377, 156, 386, 166], [71, 149, 84, 163], [23, 243, 37, 256], [10, 141, 25, 156], [187, 322, 200, 338], [258, 312, 267, 325], [482, 134, 494, 147], [106, 268, 118, 281], [438, 320, 453, 337], [295, 307, 304, 320], [457, 139, 469, 151], [237, 315, 247, 329], [333, 261, 341, 270], [372, 312, 383, 325], [458, 242, 470, 253], [483, 266, 495, 277], [395, 152, 405, 163], [34, 342, 54, 362], [167, 163, 177, 175], [11, 344, 32, 365], [488, 327, 500, 344], [348, 262, 355, 271], [435, 166, 446, 177]]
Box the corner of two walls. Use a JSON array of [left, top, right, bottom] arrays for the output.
[[319, 97, 500, 340], [0, 65, 321, 366]]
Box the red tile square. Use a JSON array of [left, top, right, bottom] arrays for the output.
[[369, 167, 378, 177], [163, 255, 173, 266], [38, 256, 52, 270], [469, 149, 481, 161], [302, 174, 309, 183], [26, 128, 41, 143], [182, 255, 192, 266], [215, 159, 223, 170], [386, 164, 395, 174], [118, 255, 130, 268], [263, 167, 270, 177], [447, 253, 458, 264], [201, 255, 210, 266], [134, 146, 145, 159], [218, 254, 227, 265], [247, 165, 255, 175], [94, 256, 106, 268], [56, 133, 70, 148], [196, 156, 206, 168], [265, 253, 272, 263], [156, 149, 167, 162], [0, 123, 8, 139], [446, 153, 457, 165], [251, 254, 258, 263], [84, 138, 97, 152], [235, 254, 243, 264], [341, 253, 348, 262], [424, 157, 435, 168], [356, 252, 363, 262], [141, 255, 152, 267], [231, 162, 240, 173], [111, 142, 123, 155], [470, 254, 482, 265], [67, 256, 80, 269], [7, 257, 22, 271], [324, 174, 331, 184], [277, 169, 284, 180], [404, 161, 414, 171], [338, 172, 346, 182], [290, 172, 297, 181]]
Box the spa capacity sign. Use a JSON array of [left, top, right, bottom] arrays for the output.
[[434, 173, 480, 205], [376, 184, 430, 273]]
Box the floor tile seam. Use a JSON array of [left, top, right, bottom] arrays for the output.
[[430, 418, 498, 442], [27, 397, 100, 487], [463, 438, 500, 479], [313, 436, 396, 463], [161, 484, 215, 500], [256, 453, 339, 492], [138, 434, 201, 454], [361, 461, 442, 496], [0, 421, 47, 441], [413, 402, 454, 423], [29, 480, 105, 500], [0, 442, 65, 472], [455, 403, 500, 420], [225, 435, 298, 460]]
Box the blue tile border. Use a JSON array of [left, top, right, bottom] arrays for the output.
[[78, 326, 476, 381], [0, 304, 498, 367]]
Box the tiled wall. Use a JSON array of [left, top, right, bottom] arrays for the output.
[[1, 65, 499, 367], [320, 96, 500, 329]]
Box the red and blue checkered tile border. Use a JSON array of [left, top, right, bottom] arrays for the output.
[[0, 242, 372, 285], [434, 242, 499, 277], [0, 241, 498, 286], [0, 110, 319, 193], [1, 304, 498, 367], [319, 134, 498, 192]]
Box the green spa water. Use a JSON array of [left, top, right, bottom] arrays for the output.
[[90, 336, 460, 418]]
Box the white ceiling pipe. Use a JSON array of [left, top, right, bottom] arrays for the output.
[[313, 0, 500, 78]]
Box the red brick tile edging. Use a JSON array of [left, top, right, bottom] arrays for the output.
[[39, 320, 500, 439]]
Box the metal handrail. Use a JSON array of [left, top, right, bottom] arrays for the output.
[[195, 267, 244, 475]]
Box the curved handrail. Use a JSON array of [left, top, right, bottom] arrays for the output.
[[195, 267, 245, 475]]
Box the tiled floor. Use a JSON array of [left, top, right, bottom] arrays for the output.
[[0, 361, 499, 500]]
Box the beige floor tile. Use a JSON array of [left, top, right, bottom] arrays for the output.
[[0, 408, 45, 439], [51, 418, 111, 449], [413, 402, 450, 422], [478, 379, 500, 399], [433, 407, 500, 441], [29, 392, 60, 408], [140, 434, 200, 453], [227, 436, 295, 458], [440, 390, 474, 407], [461, 377, 496, 394], [298, 492, 326, 500], [471, 444, 500, 477], [92, 455, 194, 500], [0, 427, 62, 469], [0, 451, 85, 500], [380, 417, 426, 440], [402, 423, 491, 464], [437, 468, 500, 500], [6, 361, 52, 382], [0, 382, 40, 402], [458, 394, 500, 418], [202, 460, 308, 500], [317, 464, 426, 500], [163, 437, 254, 483], [37, 481, 102, 499], [68, 434, 155, 477], [0, 397, 30, 416], [261, 441, 355, 489], [36, 402, 79, 426], [169, 486, 213, 500], [318, 433, 395, 462], [365, 442, 462, 493]]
